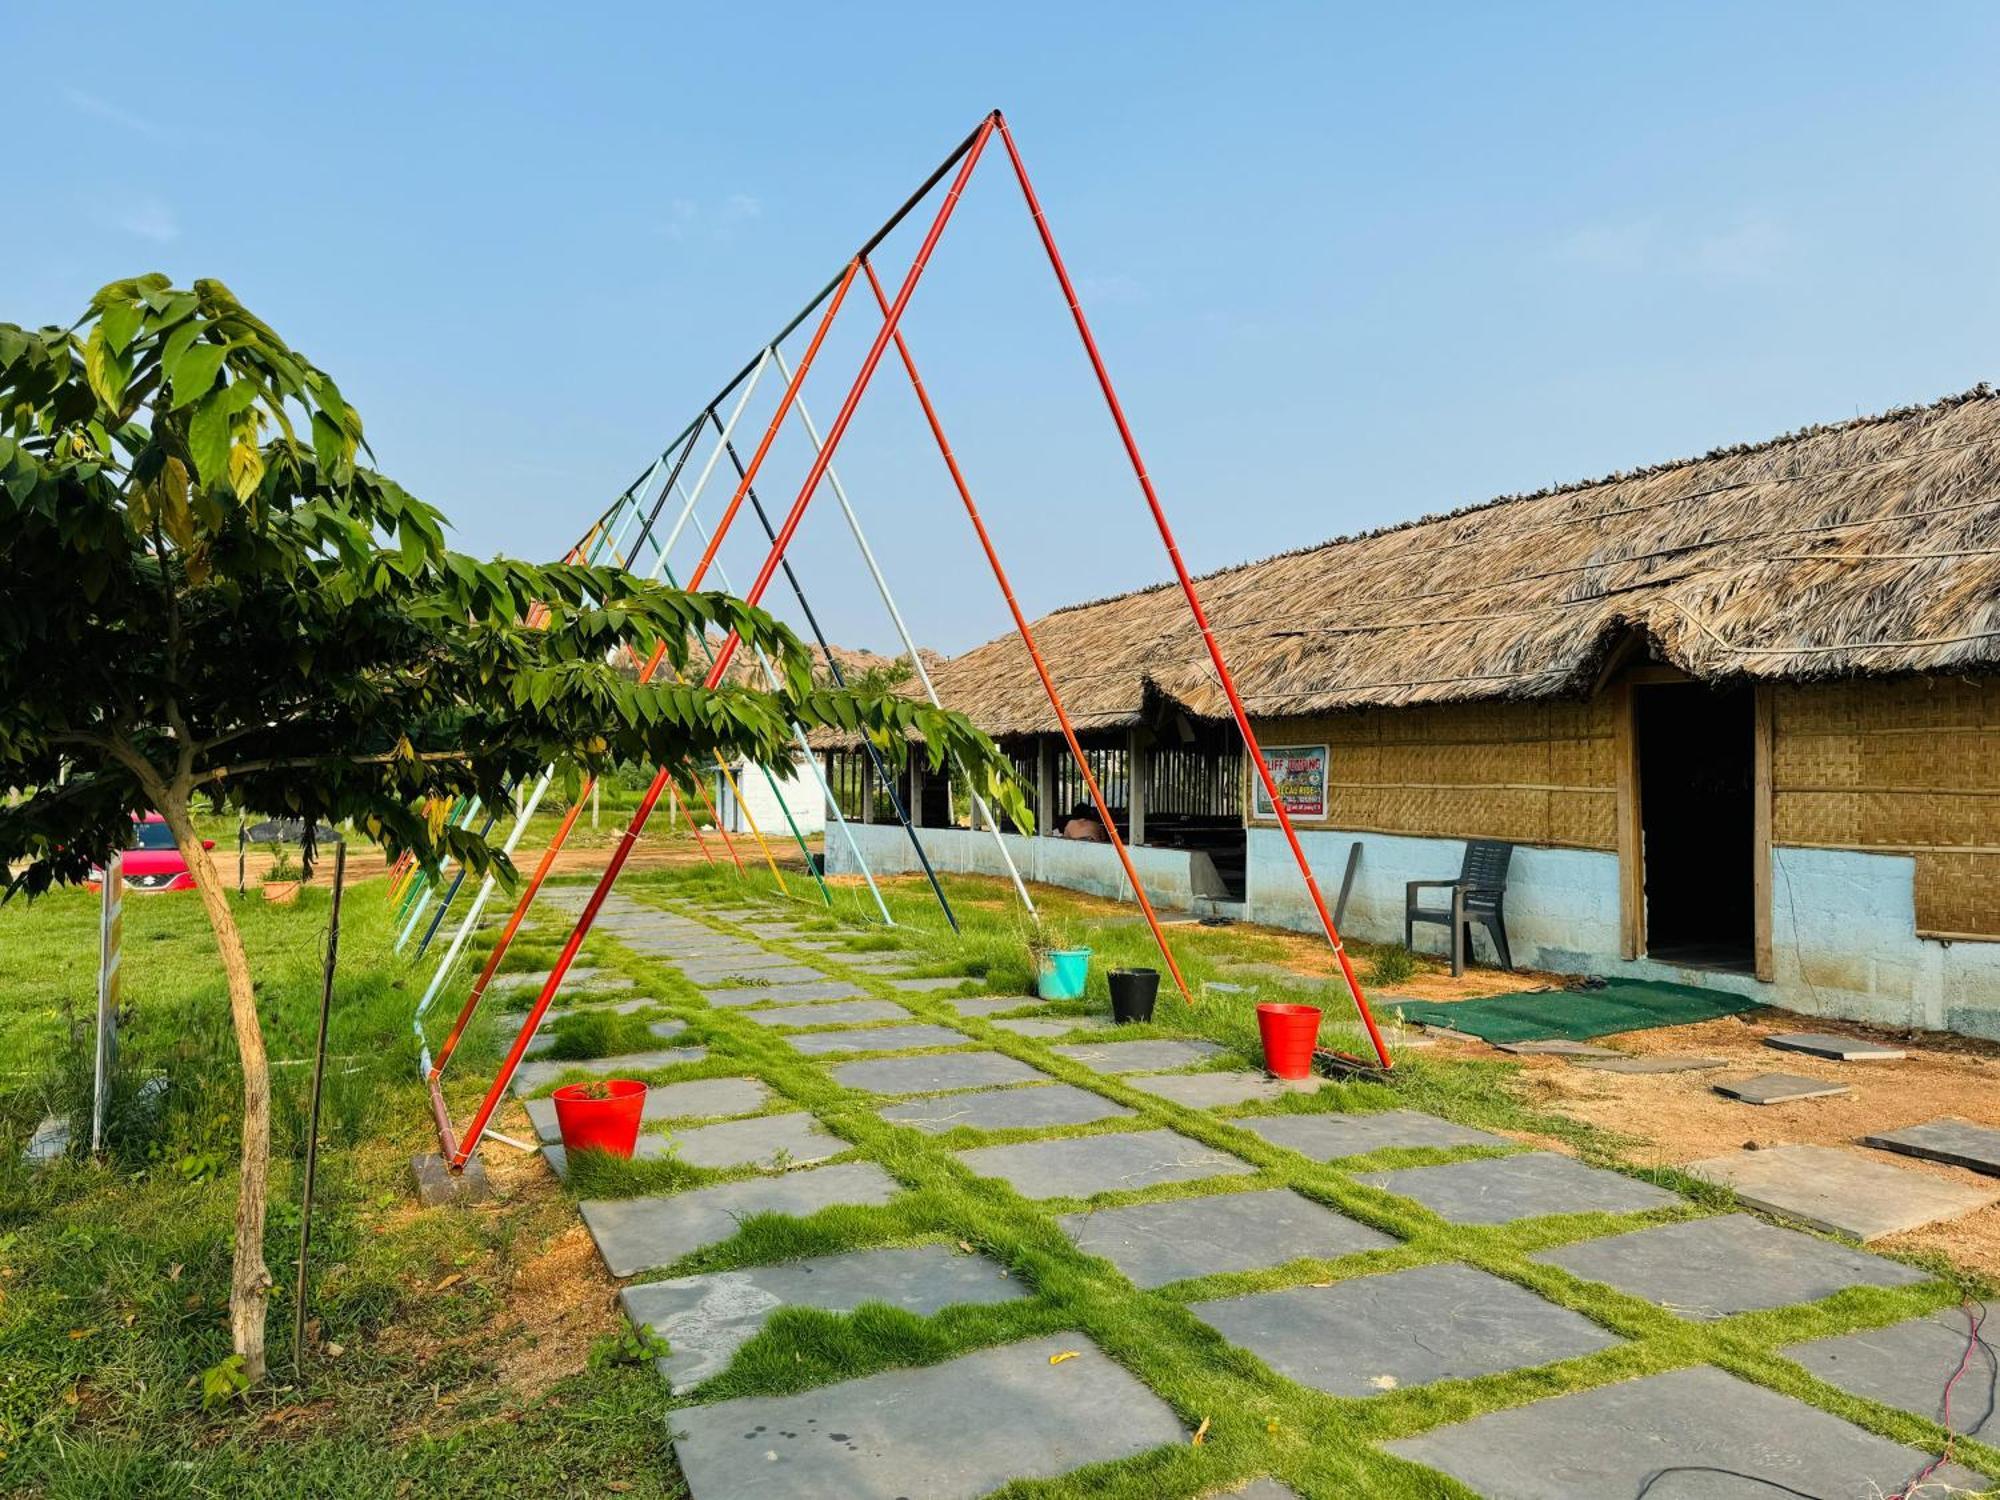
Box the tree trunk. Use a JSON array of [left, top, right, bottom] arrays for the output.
[[158, 795, 274, 1384]]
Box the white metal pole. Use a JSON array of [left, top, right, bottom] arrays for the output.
[[771, 345, 1037, 914], [396, 797, 482, 951], [656, 351, 770, 568]]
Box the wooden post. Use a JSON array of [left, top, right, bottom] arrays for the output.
[[1612, 680, 1644, 961], [1036, 735, 1055, 837], [1127, 728, 1147, 847], [1753, 685, 1775, 982]]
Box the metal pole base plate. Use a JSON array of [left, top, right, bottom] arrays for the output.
[[411, 1151, 492, 1207]]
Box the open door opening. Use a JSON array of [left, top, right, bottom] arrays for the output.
[[1635, 681, 1756, 972]]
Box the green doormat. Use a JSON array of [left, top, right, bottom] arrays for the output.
[[1393, 979, 1763, 1043]]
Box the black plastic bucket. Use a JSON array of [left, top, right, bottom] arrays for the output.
[[1109, 967, 1160, 1024]]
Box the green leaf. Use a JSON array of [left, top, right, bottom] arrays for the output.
[[166, 342, 226, 411], [98, 299, 142, 355], [187, 391, 230, 488]]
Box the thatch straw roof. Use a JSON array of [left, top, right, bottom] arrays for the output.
[[926, 386, 2000, 734]]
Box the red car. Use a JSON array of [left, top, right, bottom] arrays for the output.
[[89, 813, 213, 892]]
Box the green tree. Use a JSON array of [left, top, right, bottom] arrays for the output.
[[0, 276, 1028, 1384]]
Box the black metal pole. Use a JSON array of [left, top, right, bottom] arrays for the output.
[[618, 420, 708, 571], [292, 840, 345, 1376], [710, 413, 960, 933]]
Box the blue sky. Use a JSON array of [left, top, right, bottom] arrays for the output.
[[11, 2, 2000, 654]]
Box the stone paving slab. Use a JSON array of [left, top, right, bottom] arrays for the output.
[[1572, 1053, 1727, 1074], [1123, 1072, 1321, 1109], [1240, 1109, 1508, 1160], [670, 1333, 1184, 1499], [1687, 1143, 1999, 1240], [701, 980, 864, 1007], [1049, 1039, 1230, 1073], [682, 963, 828, 986], [493, 966, 604, 991], [1194, 1261, 1618, 1397], [1383, 1364, 1985, 1497], [1786, 1309, 1999, 1442], [620, 1244, 1028, 1392], [1357, 1151, 1679, 1224], [1226, 1484, 1303, 1500], [1864, 1117, 2000, 1177], [786, 1024, 969, 1057], [1060, 1187, 1395, 1288], [940, 994, 1036, 1018], [661, 1111, 845, 1170], [955, 1127, 1255, 1200], [879, 1082, 1135, 1135], [990, 1015, 1114, 1038], [738, 1000, 911, 1029], [1530, 1213, 1926, 1318], [1491, 1039, 1624, 1058], [1765, 1031, 1907, 1062], [580, 1161, 902, 1277], [885, 975, 977, 993], [1714, 1072, 1853, 1104], [525, 1076, 772, 1142], [832, 1051, 1050, 1096], [511, 1047, 709, 1096]]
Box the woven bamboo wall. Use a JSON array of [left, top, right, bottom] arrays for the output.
[[1772, 677, 2000, 937], [1247, 699, 1618, 849]]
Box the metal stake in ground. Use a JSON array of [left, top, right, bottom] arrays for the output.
[[91, 850, 123, 1156], [292, 840, 345, 1374]]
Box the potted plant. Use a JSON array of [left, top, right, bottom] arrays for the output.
[[1025, 914, 1091, 1001], [261, 848, 302, 905], [550, 1078, 648, 1158]]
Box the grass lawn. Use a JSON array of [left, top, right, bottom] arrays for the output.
[[5, 859, 1996, 1498]]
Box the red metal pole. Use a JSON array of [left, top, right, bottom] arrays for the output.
[[858, 257, 1195, 1006], [451, 121, 996, 1168], [993, 114, 1392, 1068]]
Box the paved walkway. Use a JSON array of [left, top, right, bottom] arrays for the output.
[[492, 887, 1994, 1499]]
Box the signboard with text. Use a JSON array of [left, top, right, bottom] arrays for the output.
[[1252, 744, 1330, 820]]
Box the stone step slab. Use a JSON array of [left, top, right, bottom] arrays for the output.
[[701, 981, 865, 1007], [1785, 1308, 1999, 1442], [1530, 1212, 1925, 1318], [738, 1000, 912, 1029], [1764, 1032, 1907, 1062], [1686, 1143, 1999, 1240], [1384, 1365, 1984, 1496], [1713, 1073, 1852, 1105], [1238, 1110, 1507, 1160], [831, 1051, 1049, 1096], [955, 1127, 1255, 1200], [1048, 1039, 1230, 1074], [878, 1083, 1135, 1136], [786, 1024, 970, 1057], [1059, 1187, 1395, 1288], [1571, 1054, 1727, 1075], [619, 1244, 1028, 1392], [1357, 1152, 1679, 1225], [580, 1161, 902, 1277], [1193, 1261, 1619, 1397], [668, 1333, 1184, 1500], [1123, 1072, 1322, 1110], [989, 1016, 1114, 1039], [1863, 1117, 2000, 1177]]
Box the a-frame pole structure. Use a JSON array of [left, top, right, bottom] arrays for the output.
[[449, 121, 997, 1169]]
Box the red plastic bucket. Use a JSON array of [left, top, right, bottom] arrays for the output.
[[551, 1079, 647, 1158], [1256, 1003, 1323, 1080]]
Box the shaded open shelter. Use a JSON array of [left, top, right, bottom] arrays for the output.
[[826, 386, 2000, 1039]]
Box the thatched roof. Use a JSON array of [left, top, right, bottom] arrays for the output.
[[926, 386, 2000, 734]]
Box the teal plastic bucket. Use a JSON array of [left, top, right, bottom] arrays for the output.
[[1037, 947, 1092, 1000]]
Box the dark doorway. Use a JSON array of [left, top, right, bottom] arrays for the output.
[[1635, 682, 1755, 972]]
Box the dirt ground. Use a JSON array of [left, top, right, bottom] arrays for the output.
[[1421, 1009, 2000, 1280]]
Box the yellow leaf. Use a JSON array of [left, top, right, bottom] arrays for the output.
[[227, 432, 265, 501], [435, 1273, 464, 1291], [1048, 1350, 1080, 1366], [1191, 1416, 1211, 1446], [159, 456, 194, 548]]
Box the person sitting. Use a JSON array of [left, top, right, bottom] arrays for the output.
[[1061, 802, 1110, 842]]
